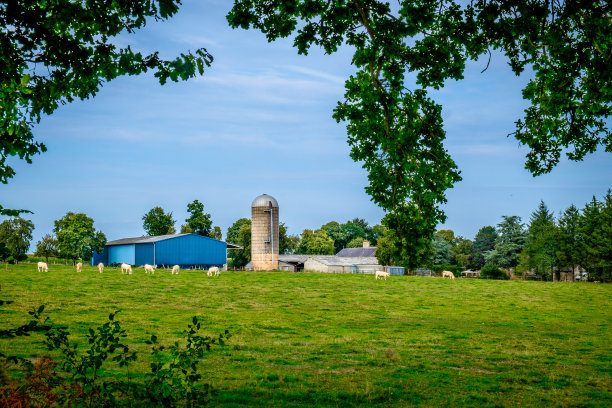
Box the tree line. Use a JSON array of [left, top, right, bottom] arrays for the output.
[[426, 191, 612, 281], [225, 218, 386, 269], [0, 199, 220, 265]]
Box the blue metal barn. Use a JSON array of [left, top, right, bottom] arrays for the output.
[[92, 233, 236, 268]]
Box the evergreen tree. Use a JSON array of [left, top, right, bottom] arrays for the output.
[[472, 226, 498, 269], [487, 216, 527, 269], [522, 201, 557, 280], [577, 196, 603, 280], [556, 205, 581, 280], [600, 190, 612, 281]]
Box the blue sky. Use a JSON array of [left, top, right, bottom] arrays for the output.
[[2, 0, 610, 249]]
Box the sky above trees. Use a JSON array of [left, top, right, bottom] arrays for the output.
[[1, 0, 610, 248]]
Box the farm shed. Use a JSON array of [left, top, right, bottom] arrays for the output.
[[304, 256, 380, 274], [278, 254, 309, 272], [92, 233, 239, 268]]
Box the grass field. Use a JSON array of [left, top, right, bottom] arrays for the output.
[[1, 263, 610, 407]]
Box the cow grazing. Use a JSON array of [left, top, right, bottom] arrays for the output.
[[207, 266, 219, 277], [375, 271, 390, 280], [121, 263, 132, 275], [144, 264, 155, 274], [37, 262, 48, 272], [171, 265, 179, 275], [442, 270, 455, 279], [98, 263, 104, 273]]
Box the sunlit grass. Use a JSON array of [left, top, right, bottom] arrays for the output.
[[1, 263, 610, 407]]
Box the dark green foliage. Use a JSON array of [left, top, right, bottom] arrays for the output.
[[0, 217, 34, 263], [142, 206, 176, 236], [1, 303, 229, 407], [485, 216, 527, 269], [0, 0, 212, 186], [227, 0, 611, 269], [279, 223, 300, 255], [296, 229, 335, 255], [480, 263, 508, 280], [522, 201, 557, 280], [33, 234, 59, 263], [185, 200, 213, 237], [472, 226, 498, 269], [53, 212, 106, 263], [227, 219, 251, 269]]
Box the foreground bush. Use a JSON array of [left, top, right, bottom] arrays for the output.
[[480, 263, 509, 280], [0, 300, 229, 407]]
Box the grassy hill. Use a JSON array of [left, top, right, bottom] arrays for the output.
[[1, 263, 610, 407]]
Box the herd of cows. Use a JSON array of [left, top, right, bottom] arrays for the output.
[[34, 261, 458, 280], [35, 261, 221, 277]]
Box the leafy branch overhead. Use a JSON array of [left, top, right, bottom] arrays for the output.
[[0, 0, 213, 184], [227, 0, 611, 268]]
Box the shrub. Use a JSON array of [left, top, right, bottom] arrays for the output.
[[480, 264, 509, 280], [1, 297, 230, 407]]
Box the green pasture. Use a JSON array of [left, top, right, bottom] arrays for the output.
[[1, 263, 610, 407]]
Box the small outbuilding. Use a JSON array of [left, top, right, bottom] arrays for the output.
[[92, 233, 239, 268]]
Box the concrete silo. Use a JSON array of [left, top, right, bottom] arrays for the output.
[[251, 194, 279, 271]]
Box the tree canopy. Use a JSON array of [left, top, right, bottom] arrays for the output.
[[142, 207, 176, 236], [0, 0, 212, 187], [227, 0, 611, 268], [0, 217, 34, 262], [185, 200, 213, 237], [53, 212, 106, 263]]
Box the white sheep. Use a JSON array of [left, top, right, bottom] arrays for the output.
[[37, 261, 48, 272], [207, 266, 219, 277], [442, 270, 455, 279], [375, 271, 390, 280], [76, 262, 83, 272], [171, 265, 180, 275], [144, 264, 155, 274], [98, 263, 104, 273], [121, 263, 132, 275]]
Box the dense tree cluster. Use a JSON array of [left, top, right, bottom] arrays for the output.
[[53, 212, 106, 264], [144, 200, 221, 238], [0, 217, 34, 263], [429, 190, 612, 281]]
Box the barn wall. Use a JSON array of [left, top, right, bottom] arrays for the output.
[[155, 234, 226, 266], [135, 243, 154, 265], [108, 244, 135, 265]]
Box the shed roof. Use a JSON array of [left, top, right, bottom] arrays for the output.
[[308, 256, 379, 266], [278, 254, 309, 264], [106, 233, 241, 248], [336, 247, 377, 257]]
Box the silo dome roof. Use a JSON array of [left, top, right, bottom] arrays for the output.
[[252, 194, 278, 208]]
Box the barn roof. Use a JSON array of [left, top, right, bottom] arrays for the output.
[[336, 247, 377, 257], [106, 233, 241, 248]]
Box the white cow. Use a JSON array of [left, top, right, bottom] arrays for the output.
[[171, 265, 180, 275], [121, 263, 133, 275], [144, 264, 155, 274], [442, 270, 455, 279], [375, 271, 390, 280], [76, 262, 83, 272], [207, 266, 219, 277], [98, 263, 104, 273], [37, 261, 48, 272]]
